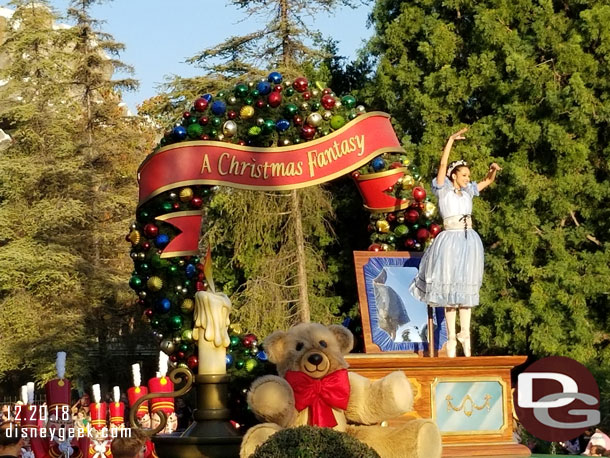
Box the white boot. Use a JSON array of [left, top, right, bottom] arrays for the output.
[[457, 332, 471, 357], [446, 335, 457, 358]]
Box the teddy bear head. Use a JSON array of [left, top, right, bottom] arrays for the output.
[[263, 323, 354, 379]]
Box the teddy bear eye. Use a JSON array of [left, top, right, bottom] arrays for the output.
[[296, 342, 304, 351], [319, 340, 327, 348]]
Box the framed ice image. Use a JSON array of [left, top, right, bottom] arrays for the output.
[[354, 251, 448, 355]]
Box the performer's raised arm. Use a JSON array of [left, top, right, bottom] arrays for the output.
[[437, 127, 468, 187]]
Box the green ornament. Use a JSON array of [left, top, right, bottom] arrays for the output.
[[387, 235, 396, 243], [285, 87, 295, 96], [330, 115, 346, 130], [188, 116, 199, 125], [394, 224, 408, 237], [138, 211, 149, 220], [168, 265, 179, 276], [245, 96, 254, 106], [169, 315, 183, 330], [140, 263, 150, 272], [210, 129, 218, 138], [341, 95, 357, 108], [311, 101, 321, 111], [212, 117, 222, 127], [234, 83, 248, 98], [348, 112, 357, 120], [248, 126, 262, 136], [179, 343, 189, 352], [129, 276, 143, 289], [236, 360, 245, 369], [184, 280, 191, 287], [161, 202, 173, 212], [217, 91, 226, 97], [150, 318, 161, 329], [250, 89, 260, 97], [245, 359, 257, 372], [230, 336, 240, 347], [284, 104, 298, 117], [262, 119, 275, 133], [412, 224, 420, 231], [151, 254, 164, 268]]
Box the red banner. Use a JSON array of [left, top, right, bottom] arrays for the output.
[[138, 112, 403, 205]]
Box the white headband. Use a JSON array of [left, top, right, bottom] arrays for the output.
[[447, 160, 468, 178]]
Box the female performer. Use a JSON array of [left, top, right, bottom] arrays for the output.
[[410, 128, 501, 357]]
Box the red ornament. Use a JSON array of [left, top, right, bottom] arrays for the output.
[[301, 125, 316, 140], [351, 171, 360, 179], [197, 272, 205, 281], [199, 116, 209, 125], [405, 209, 419, 224], [194, 98, 208, 112], [255, 99, 266, 108], [429, 223, 441, 237], [302, 91, 311, 101], [183, 111, 191, 119], [368, 243, 382, 252], [293, 77, 308, 92], [404, 239, 416, 249], [416, 228, 430, 243], [227, 110, 237, 119], [191, 197, 203, 208], [268, 92, 282, 108], [390, 161, 402, 169], [142, 241, 151, 251], [177, 351, 186, 360], [169, 354, 178, 362], [143, 223, 159, 238], [243, 334, 257, 348], [187, 355, 198, 370], [412, 186, 426, 202], [293, 115, 304, 125], [238, 140, 246, 146], [145, 308, 154, 318], [321, 94, 336, 110], [172, 202, 180, 209], [322, 88, 332, 95], [274, 85, 282, 92], [387, 213, 396, 222], [196, 281, 206, 291], [200, 134, 210, 141]]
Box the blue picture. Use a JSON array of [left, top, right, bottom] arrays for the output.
[[363, 256, 447, 352]]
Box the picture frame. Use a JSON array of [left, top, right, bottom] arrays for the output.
[[353, 251, 447, 355]]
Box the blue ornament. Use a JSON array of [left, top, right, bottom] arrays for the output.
[[154, 233, 170, 248], [256, 350, 268, 362], [275, 119, 290, 132], [202, 93, 213, 102], [185, 263, 196, 279], [172, 126, 187, 140], [256, 81, 271, 95], [211, 100, 226, 116], [371, 157, 386, 172], [268, 72, 283, 84], [157, 298, 171, 313], [225, 354, 234, 368]]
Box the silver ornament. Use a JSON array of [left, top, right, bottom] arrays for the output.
[[228, 96, 237, 104], [356, 105, 366, 113], [323, 110, 332, 120], [312, 89, 319, 97], [222, 120, 237, 137], [307, 112, 323, 127], [137, 252, 146, 260], [300, 102, 310, 112], [256, 117, 265, 126], [248, 82, 255, 88], [279, 138, 292, 146], [217, 134, 225, 141], [139, 291, 147, 299], [169, 192, 177, 200], [160, 339, 175, 355], [335, 100, 342, 108]]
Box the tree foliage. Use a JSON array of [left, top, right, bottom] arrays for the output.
[[365, 0, 610, 366]]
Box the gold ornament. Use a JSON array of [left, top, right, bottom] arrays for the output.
[[179, 188, 194, 202], [402, 175, 415, 189], [147, 276, 163, 292], [240, 106, 255, 119], [381, 243, 390, 251], [402, 158, 411, 166], [300, 102, 310, 112], [376, 219, 391, 233], [128, 230, 141, 246], [424, 202, 437, 217], [230, 323, 242, 334], [180, 298, 194, 313]]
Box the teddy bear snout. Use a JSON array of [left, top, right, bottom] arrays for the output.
[[307, 353, 323, 365], [301, 350, 329, 376]]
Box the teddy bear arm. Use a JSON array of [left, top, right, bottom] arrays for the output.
[[346, 371, 414, 424], [247, 375, 297, 427]]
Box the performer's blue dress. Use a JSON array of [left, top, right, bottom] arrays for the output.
[[410, 178, 484, 307]]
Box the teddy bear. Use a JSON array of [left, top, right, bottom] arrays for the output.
[[240, 323, 442, 458]]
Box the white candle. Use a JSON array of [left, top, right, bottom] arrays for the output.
[[194, 290, 232, 375]]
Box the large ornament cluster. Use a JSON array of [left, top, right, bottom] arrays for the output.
[[353, 154, 441, 252], [158, 72, 365, 149]]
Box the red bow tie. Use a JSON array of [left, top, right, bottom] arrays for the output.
[[284, 368, 350, 427]]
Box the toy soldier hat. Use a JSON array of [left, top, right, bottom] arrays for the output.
[[45, 352, 70, 414]]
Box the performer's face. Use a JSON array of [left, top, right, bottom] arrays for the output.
[[452, 167, 471, 189]]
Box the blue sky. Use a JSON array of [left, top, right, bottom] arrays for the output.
[[36, 1, 374, 113]]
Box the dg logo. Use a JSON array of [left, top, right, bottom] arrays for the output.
[[513, 356, 600, 441]]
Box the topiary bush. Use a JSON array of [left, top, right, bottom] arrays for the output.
[[251, 425, 381, 458]]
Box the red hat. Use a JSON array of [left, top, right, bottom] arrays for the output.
[[353, 167, 410, 212], [109, 401, 125, 426], [45, 378, 71, 415], [127, 386, 149, 418], [148, 376, 174, 415], [90, 402, 107, 430], [20, 404, 38, 428]]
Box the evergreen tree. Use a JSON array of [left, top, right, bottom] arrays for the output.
[[365, 0, 610, 371], [139, 1, 361, 335]]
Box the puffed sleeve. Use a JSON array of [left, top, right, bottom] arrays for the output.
[[431, 177, 452, 198], [463, 181, 480, 197]]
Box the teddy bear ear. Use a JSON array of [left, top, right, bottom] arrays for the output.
[[263, 330, 287, 364], [328, 325, 354, 355]]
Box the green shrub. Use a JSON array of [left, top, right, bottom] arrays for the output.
[[251, 425, 381, 458]]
